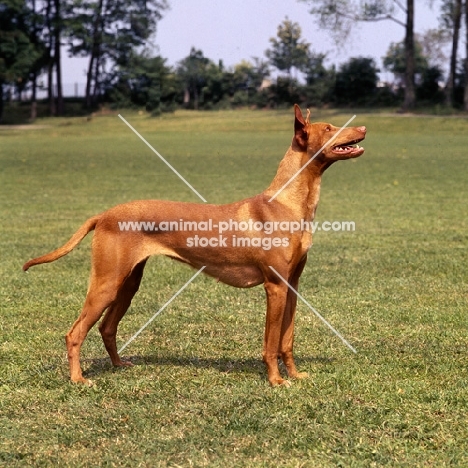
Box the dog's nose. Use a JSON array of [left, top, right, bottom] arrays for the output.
[[357, 126, 367, 134]]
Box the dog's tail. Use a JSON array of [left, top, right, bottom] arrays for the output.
[[23, 215, 101, 271]]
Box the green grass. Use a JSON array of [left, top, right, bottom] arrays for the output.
[[1, 108, 467, 466]]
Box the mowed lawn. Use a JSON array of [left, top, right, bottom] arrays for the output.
[[0, 108, 467, 467]]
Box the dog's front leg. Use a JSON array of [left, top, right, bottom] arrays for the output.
[[279, 286, 308, 381], [280, 257, 309, 380], [263, 280, 290, 387]]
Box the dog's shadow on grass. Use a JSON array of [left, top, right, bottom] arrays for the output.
[[83, 354, 336, 380]]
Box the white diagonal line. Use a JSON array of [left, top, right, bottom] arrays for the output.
[[268, 115, 357, 202], [118, 114, 207, 203], [118, 266, 206, 354], [268, 266, 357, 353]]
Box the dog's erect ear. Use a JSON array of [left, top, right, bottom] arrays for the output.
[[294, 104, 308, 149]]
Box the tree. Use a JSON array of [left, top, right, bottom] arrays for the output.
[[0, 0, 40, 122], [383, 40, 428, 84], [231, 59, 269, 91], [437, 0, 468, 109], [265, 17, 310, 78], [403, 0, 415, 109], [300, 0, 417, 110], [44, 0, 55, 115], [229, 59, 270, 106], [303, 52, 334, 106], [109, 52, 177, 114], [384, 39, 445, 104], [67, 0, 168, 108], [176, 48, 210, 109], [334, 57, 380, 105], [53, 0, 64, 114], [35, 0, 66, 116], [417, 66, 444, 103], [27, 0, 43, 120], [465, 0, 468, 110], [418, 29, 449, 70], [202, 60, 233, 108], [440, 0, 462, 106]]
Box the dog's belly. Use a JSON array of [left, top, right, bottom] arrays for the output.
[[167, 256, 264, 287], [153, 244, 265, 289], [207, 264, 264, 288]]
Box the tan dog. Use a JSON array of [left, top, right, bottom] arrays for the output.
[[23, 105, 366, 386]]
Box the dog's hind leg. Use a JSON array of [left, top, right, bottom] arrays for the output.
[[65, 241, 136, 385], [99, 259, 148, 368], [66, 279, 120, 385]]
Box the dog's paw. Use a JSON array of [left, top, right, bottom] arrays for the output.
[[270, 378, 292, 388], [291, 371, 309, 380], [279, 379, 292, 388], [114, 359, 134, 368], [71, 377, 94, 387]]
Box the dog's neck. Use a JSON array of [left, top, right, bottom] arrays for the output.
[[264, 145, 333, 221]]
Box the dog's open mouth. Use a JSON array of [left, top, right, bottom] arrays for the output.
[[332, 139, 365, 156]]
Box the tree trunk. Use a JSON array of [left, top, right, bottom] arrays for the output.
[[48, 53, 55, 116], [464, 0, 468, 111], [85, 53, 95, 108], [31, 71, 37, 120], [54, 0, 64, 115], [446, 0, 462, 107], [193, 88, 199, 110], [402, 0, 415, 111], [45, 0, 55, 116], [92, 53, 101, 103], [30, 0, 37, 121], [0, 82, 4, 123], [85, 0, 104, 108]]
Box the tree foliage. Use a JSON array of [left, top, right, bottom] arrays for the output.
[[300, 0, 416, 109], [334, 57, 380, 105], [303, 53, 335, 106], [418, 29, 449, 70], [0, 0, 41, 120], [66, 0, 169, 107], [265, 17, 310, 77], [383, 40, 428, 78], [300, 0, 405, 42], [109, 52, 176, 114], [176, 48, 211, 110], [0, 4, 463, 118], [417, 66, 445, 103], [0, 1, 38, 83]]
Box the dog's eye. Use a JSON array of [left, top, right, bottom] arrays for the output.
[[325, 126, 331, 132]]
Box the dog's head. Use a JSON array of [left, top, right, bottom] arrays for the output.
[[293, 104, 366, 161]]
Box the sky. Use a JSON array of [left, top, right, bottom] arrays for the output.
[[62, 0, 444, 89]]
